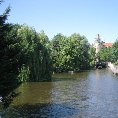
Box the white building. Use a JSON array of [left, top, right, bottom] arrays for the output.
[[93, 34, 104, 54]]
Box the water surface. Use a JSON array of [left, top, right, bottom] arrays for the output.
[[3, 69, 118, 118]]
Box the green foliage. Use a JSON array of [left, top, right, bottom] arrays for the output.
[[51, 33, 91, 72], [89, 47, 96, 67], [114, 60, 118, 65], [111, 40, 118, 62], [97, 40, 118, 64], [17, 25, 52, 82], [38, 30, 49, 46], [0, 1, 52, 99], [0, 23, 52, 97], [0, 24, 27, 97], [17, 65, 30, 82], [95, 40, 118, 66], [97, 47, 112, 62], [0, 3, 21, 97]]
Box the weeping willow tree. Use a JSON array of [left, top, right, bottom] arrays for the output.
[[17, 25, 52, 82]]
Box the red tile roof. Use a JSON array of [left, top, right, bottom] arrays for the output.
[[103, 43, 113, 47]]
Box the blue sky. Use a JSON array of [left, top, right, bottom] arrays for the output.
[[1, 0, 118, 43]]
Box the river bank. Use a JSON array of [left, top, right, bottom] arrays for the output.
[[108, 62, 118, 74]]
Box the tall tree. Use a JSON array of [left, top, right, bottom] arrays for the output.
[[51, 33, 91, 72], [0, 2, 15, 97], [0, 2, 23, 107], [17, 25, 52, 81]]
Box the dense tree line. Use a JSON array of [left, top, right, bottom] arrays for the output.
[[51, 33, 93, 72]]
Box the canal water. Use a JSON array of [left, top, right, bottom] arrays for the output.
[[2, 69, 118, 118]]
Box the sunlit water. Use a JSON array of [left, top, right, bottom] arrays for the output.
[[2, 69, 118, 118]]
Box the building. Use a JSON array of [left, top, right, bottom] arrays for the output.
[[93, 34, 113, 54], [103, 43, 113, 47], [93, 34, 104, 53]]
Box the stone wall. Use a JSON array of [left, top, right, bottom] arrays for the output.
[[108, 62, 118, 74]]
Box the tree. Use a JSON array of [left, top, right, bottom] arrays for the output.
[[17, 25, 52, 81], [111, 40, 118, 62], [0, 3, 19, 97], [0, 2, 52, 107], [97, 47, 112, 62], [51, 33, 91, 72], [0, 3, 24, 107]]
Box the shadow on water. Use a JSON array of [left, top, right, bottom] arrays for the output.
[[4, 103, 79, 118], [1, 92, 21, 109]]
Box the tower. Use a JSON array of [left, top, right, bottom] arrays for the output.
[[96, 34, 100, 42], [93, 34, 103, 54]]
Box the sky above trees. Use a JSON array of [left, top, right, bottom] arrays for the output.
[[1, 0, 118, 43]]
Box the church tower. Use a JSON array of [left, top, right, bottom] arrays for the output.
[[93, 34, 104, 54]]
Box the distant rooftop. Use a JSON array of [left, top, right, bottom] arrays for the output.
[[103, 43, 113, 47]]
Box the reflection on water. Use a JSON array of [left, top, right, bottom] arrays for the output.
[[2, 69, 118, 118], [11, 82, 54, 105]]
